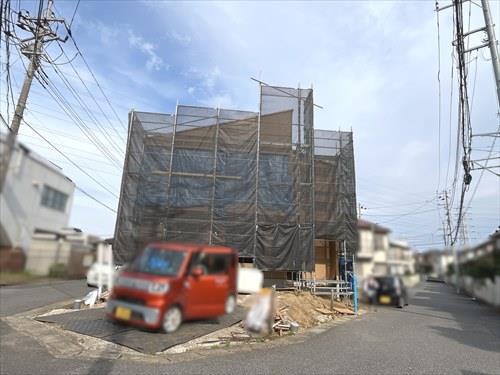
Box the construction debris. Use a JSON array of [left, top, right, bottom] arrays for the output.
[[332, 306, 355, 315], [274, 291, 354, 330]]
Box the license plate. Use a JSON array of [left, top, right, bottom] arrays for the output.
[[115, 306, 132, 320], [379, 295, 391, 304]]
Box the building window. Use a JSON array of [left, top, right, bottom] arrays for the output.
[[41, 185, 68, 212]]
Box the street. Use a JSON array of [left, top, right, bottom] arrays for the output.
[[1, 280, 499, 375], [0, 279, 91, 317]]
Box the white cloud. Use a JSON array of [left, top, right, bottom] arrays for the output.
[[37, 1, 499, 246], [169, 30, 191, 45], [199, 93, 233, 109], [128, 31, 165, 71], [84, 21, 119, 46]]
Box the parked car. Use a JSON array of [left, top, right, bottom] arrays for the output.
[[106, 242, 238, 333], [374, 276, 409, 308]]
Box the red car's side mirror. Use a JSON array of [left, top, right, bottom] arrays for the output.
[[191, 266, 204, 277]]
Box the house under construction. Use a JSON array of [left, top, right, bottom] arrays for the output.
[[113, 84, 357, 281]]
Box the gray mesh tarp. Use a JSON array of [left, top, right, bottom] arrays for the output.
[[114, 85, 356, 271], [314, 130, 357, 257], [255, 86, 314, 270]]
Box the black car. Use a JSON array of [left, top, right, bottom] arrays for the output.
[[374, 276, 409, 308]]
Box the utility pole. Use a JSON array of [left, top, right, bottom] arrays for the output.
[[481, 0, 500, 108], [437, 0, 500, 174], [0, 0, 68, 192], [357, 203, 366, 219], [441, 190, 460, 292]]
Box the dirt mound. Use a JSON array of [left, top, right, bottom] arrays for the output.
[[276, 292, 351, 328]]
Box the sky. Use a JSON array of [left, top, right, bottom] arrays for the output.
[[1, 0, 499, 251]]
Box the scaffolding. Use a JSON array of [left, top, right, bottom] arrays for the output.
[[314, 129, 358, 258], [113, 84, 356, 273]]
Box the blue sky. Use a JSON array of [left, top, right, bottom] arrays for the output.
[[1, 0, 499, 250]]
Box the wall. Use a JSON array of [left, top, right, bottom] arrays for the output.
[[358, 229, 374, 258], [449, 276, 500, 307], [25, 235, 94, 277], [0, 142, 74, 250], [460, 276, 500, 307]]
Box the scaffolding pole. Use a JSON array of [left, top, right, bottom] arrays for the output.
[[253, 84, 263, 261], [163, 104, 179, 240], [209, 108, 221, 245]]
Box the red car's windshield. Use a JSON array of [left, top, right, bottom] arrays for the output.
[[128, 247, 186, 277]]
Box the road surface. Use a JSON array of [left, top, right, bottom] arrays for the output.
[[1, 280, 499, 374]]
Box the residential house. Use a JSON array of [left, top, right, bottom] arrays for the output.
[[388, 239, 415, 276], [356, 219, 391, 279], [0, 135, 75, 269]]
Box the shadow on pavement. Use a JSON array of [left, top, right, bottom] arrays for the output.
[[461, 370, 497, 375], [406, 282, 500, 353]]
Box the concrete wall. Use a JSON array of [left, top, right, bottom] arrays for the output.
[[25, 235, 94, 277], [0, 141, 74, 250], [460, 276, 500, 308]]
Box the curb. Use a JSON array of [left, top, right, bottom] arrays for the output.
[[2, 301, 365, 365]]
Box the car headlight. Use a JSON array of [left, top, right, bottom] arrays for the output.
[[148, 282, 169, 294]]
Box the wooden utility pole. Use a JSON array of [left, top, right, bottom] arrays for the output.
[[0, 0, 68, 192]]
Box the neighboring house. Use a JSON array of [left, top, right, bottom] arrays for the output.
[[356, 219, 391, 279], [0, 135, 75, 253], [356, 219, 417, 284], [388, 239, 415, 276], [458, 230, 500, 265], [452, 231, 500, 307], [414, 249, 454, 278]]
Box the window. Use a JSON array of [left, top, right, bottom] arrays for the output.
[[129, 247, 186, 277], [41, 185, 68, 212], [196, 253, 230, 275]]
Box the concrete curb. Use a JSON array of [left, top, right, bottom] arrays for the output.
[[2, 299, 365, 364]]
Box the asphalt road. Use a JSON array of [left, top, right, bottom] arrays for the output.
[[1, 280, 499, 374], [0, 279, 91, 317]]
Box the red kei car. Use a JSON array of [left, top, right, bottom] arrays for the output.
[[106, 242, 238, 333]]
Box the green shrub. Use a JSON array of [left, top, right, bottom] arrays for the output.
[[48, 263, 67, 278], [461, 252, 499, 281]]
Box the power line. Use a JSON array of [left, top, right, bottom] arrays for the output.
[[364, 198, 436, 210], [21, 118, 119, 199], [436, 0, 442, 193], [47, 62, 125, 158], [54, 42, 126, 143], [75, 186, 117, 214], [65, 28, 127, 132], [68, 0, 79, 28], [33, 64, 123, 168], [0, 0, 69, 192]]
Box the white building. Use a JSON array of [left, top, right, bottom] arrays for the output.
[[356, 219, 391, 279], [388, 239, 415, 276], [357, 219, 416, 282], [414, 249, 454, 278], [0, 135, 75, 252]]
